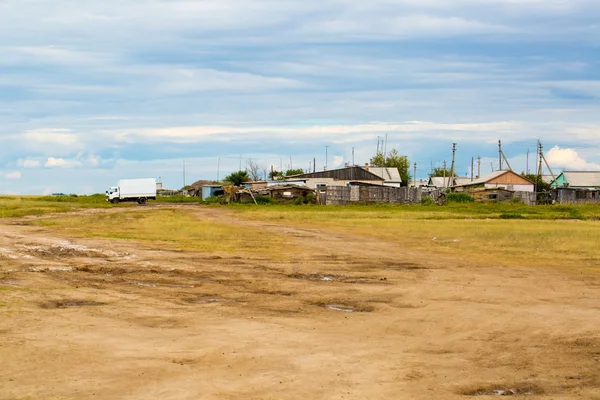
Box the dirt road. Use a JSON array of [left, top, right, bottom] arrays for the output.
[[1, 206, 599, 399]]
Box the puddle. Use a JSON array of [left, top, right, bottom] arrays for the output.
[[326, 304, 355, 313], [384, 266, 428, 271], [29, 266, 73, 272], [189, 298, 234, 304], [40, 299, 105, 309], [127, 281, 156, 287], [461, 384, 543, 397]]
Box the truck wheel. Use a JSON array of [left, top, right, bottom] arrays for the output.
[[111, 199, 119, 204], [138, 197, 147, 205]]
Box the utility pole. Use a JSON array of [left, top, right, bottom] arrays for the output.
[[313, 158, 316, 173], [413, 163, 417, 187], [498, 140, 513, 171], [448, 143, 457, 189], [477, 156, 481, 179], [384, 134, 388, 159], [471, 157, 474, 181], [183, 160, 186, 188], [352, 147, 355, 166], [539, 141, 556, 183], [325, 146, 329, 170], [498, 140, 503, 170], [443, 160, 447, 188]]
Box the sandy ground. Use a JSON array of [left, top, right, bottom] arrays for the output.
[[1, 206, 600, 399]]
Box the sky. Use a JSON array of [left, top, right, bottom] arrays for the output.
[[1, 0, 599, 194]]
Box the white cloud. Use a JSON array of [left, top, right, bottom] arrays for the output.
[[17, 158, 41, 168], [23, 129, 79, 146], [45, 157, 78, 168], [3, 171, 22, 180], [546, 146, 600, 170], [332, 155, 345, 167]]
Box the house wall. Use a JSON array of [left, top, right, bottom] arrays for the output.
[[487, 173, 533, 185], [484, 183, 534, 192], [301, 178, 385, 189]]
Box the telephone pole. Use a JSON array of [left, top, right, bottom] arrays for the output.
[[443, 160, 447, 188], [477, 156, 481, 179], [448, 143, 457, 189], [183, 160, 186, 188], [498, 140, 503, 171], [413, 163, 417, 187], [325, 146, 329, 170], [471, 157, 474, 181]]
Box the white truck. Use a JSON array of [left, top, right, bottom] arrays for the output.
[[106, 178, 157, 205]]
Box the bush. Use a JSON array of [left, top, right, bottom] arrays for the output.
[[203, 196, 222, 204], [499, 213, 525, 219], [294, 193, 317, 205], [254, 195, 275, 205], [421, 197, 434, 206], [446, 193, 474, 203]]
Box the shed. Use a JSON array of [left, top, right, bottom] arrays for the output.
[[202, 185, 224, 201]]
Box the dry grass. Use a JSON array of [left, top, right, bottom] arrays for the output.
[[235, 206, 600, 269], [32, 209, 290, 256]]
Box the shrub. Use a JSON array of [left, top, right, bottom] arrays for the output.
[[254, 195, 275, 205], [204, 196, 222, 204], [294, 193, 317, 205], [499, 213, 525, 219], [446, 193, 474, 203], [421, 197, 434, 206]]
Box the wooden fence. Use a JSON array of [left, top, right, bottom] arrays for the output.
[[323, 186, 440, 205]]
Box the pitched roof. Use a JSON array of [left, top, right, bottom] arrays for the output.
[[428, 177, 452, 187], [367, 167, 402, 183], [561, 171, 600, 188], [453, 170, 533, 187]]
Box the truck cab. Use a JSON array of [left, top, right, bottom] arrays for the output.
[[106, 187, 119, 203]]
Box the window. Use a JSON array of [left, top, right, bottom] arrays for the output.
[[489, 194, 498, 200], [316, 184, 327, 193]]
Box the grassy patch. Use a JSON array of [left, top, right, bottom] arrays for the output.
[[32, 209, 289, 255], [0, 196, 112, 218], [233, 204, 600, 268]]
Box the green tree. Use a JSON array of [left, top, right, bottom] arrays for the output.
[[285, 168, 305, 176], [370, 149, 411, 187], [524, 174, 551, 192], [269, 170, 284, 180], [224, 170, 250, 186], [429, 167, 456, 178]]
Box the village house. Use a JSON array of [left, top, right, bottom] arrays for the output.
[[550, 171, 600, 190], [286, 164, 402, 192]]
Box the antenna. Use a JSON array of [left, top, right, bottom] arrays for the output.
[[384, 134, 388, 159]]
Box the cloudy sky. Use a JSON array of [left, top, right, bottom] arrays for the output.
[[1, 0, 599, 194]]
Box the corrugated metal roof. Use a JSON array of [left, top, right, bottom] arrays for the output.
[[367, 167, 402, 183], [562, 171, 600, 188]]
